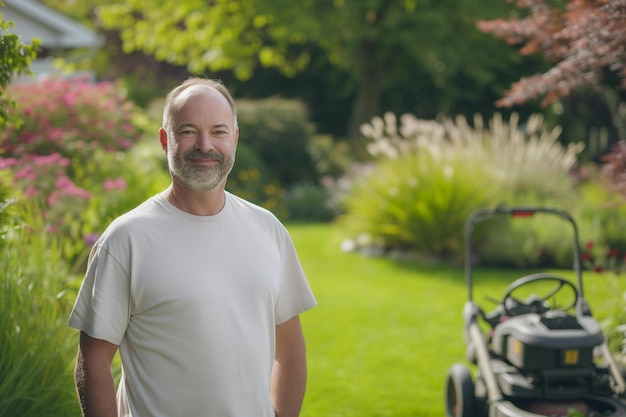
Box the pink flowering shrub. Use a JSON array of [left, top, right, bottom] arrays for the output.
[[0, 77, 145, 264], [1, 77, 139, 158], [0, 153, 90, 202]]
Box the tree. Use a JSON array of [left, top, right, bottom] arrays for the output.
[[479, 0, 626, 197], [477, 0, 626, 107], [0, 2, 39, 128], [477, 0, 626, 167], [94, 0, 523, 141]]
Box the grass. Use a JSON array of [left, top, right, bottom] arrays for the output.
[[290, 222, 626, 417], [1, 205, 80, 417]]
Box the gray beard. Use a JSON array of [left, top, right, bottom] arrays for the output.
[[168, 149, 235, 192]]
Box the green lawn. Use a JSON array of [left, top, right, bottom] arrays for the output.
[[289, 223, 625, 417]]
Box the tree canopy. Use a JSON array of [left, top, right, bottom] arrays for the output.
[[95, 0, 525, 139]]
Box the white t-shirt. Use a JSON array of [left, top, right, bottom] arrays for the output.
[[69, 191, 317, 417]]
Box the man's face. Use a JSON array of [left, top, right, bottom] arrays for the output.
[[161, 85, 238, 192]]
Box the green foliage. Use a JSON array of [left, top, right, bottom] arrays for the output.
[[306, 134, 351, 181], [342, 150, 496, 258], [227, 142, 289, 219], [577, 178, 626, 253], [237, 97, 317, 187], [229, 127, 348, 221], [0, 171, 18, 246], [597, 273, 626, 354], [230, 98, 346, 220], [341, 112, 582, 263], [97, 0, 275, 80], [286, 182, 336, 222], [0, 200, 80, 417], [0, 6, 40, 129], [476, 214, 578, 268]]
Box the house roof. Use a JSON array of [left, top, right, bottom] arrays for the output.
[[2, 0, 102, 49]]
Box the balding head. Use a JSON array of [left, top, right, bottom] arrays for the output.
[[162, 77, 238, 134]]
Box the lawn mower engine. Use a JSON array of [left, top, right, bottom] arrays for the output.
[[490, 308, 605, 403]]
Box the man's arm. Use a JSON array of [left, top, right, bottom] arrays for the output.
[[75, 331, 119, 417], [271, 315, 308, 417]]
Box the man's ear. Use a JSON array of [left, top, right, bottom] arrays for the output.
[[159, 128, 168, 154]]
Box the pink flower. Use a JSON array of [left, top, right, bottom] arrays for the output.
[[103, 178, 127, 191], [62, 91, 78, 106], [48, 127, 66, 141], [55, 176, 71, 188], [33, 153, 68, 166], [14, 165, 36, 181], [24, 186, 37, 197], [117, 138, 132, 149], [0, 157, 17, 169], [20, 132, 36, 144], [53, 176, 92, 200], [47, 191, 59, 206]]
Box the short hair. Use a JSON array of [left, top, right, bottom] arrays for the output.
[[162, 77, 238, 132]]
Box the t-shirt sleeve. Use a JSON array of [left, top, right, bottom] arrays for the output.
[[275, 230, 317, 324], [68, 244, 131, 345]]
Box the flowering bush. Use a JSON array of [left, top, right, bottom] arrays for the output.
[[1, 76, 139, 158], [0, 153, 90, 202], [0, 77, 145, 264], [0, 153, 92, 237]]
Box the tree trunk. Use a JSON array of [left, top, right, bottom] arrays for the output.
[[346, 39, 385, 149], [347, 74, 383, 141]]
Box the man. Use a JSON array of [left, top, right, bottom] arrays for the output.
[[69, 77, 317, 417]]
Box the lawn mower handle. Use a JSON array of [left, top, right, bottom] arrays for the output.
[[464, 206, 584, 303]]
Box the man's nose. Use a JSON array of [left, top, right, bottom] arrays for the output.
[[194, 131, 215, 153]]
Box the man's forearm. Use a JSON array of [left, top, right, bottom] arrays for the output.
[[272, 316, 308, 417], [75, 351, 118, 417], [271, 354, 307, 417]]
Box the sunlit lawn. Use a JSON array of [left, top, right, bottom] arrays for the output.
[[289, 222, 625, 417]]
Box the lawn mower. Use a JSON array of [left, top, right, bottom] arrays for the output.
[[445, 206, 626, 417]]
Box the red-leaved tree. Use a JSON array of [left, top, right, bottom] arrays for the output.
[[477, 0, 626, 107], [479, 0, 626, 197]]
